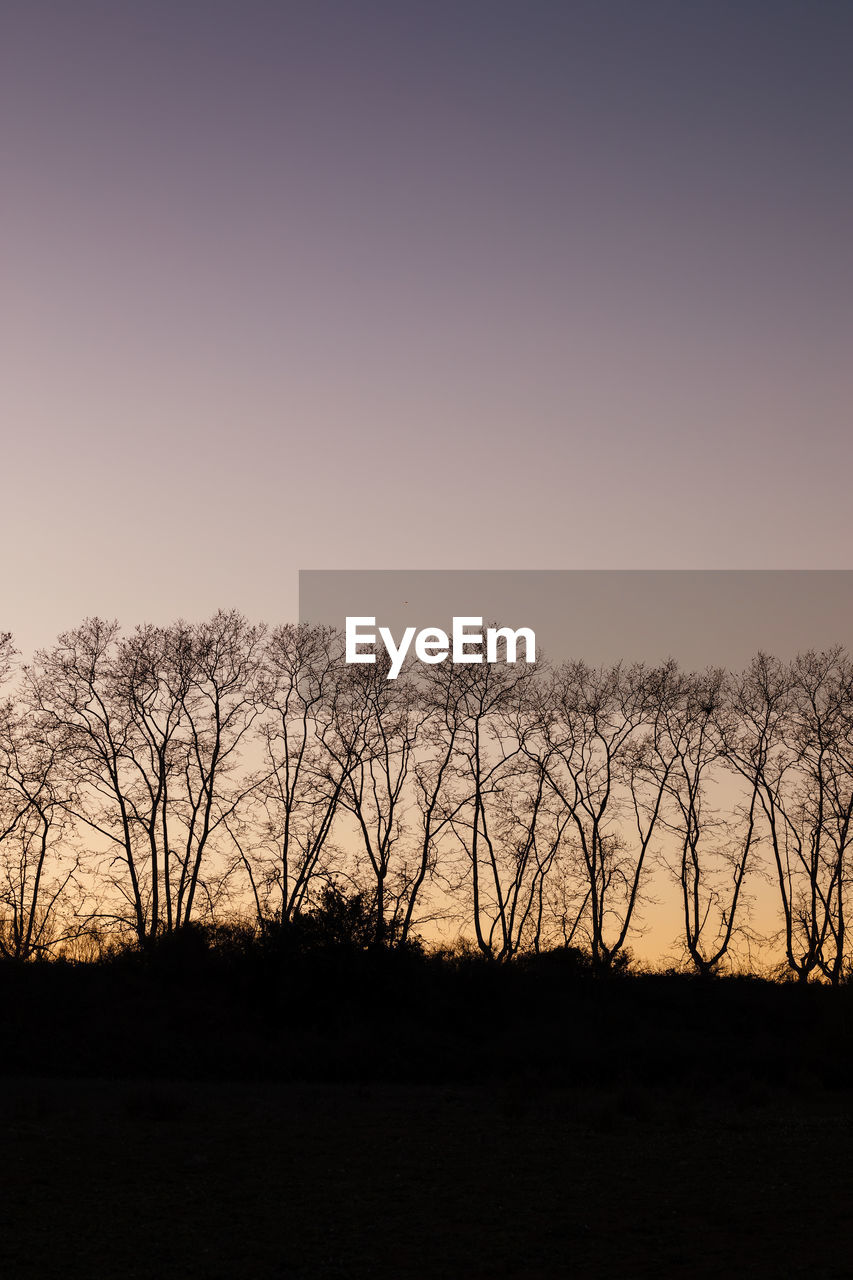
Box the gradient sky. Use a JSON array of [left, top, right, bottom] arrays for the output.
[[3, 0, 852, 658]]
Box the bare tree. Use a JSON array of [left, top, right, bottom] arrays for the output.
[[27, 618, 150, 943], [822, 653, 853, 982], [533, 660, 681, 970], [165, 610, 267, 928], [653, 669, 761, 974], [326, 654, 430, 944], [233, 623, 352, 926], [723, 650, 853, 983], [0, 632, 15, 687], [0, 698, 79, 958], [27, 611, 265, 945], [782, 650, 852, 983], [13, 612, 853, 978], [398, 660, 489, 946], [442, 655, 545, 960]]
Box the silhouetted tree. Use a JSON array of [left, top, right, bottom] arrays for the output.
[[0, 632, 14, 687], [9, 612, 853, 979], [172, 610, 267, 926], [326, 654, 430, 944], [442, 653, 543, 960], [27, 612, 264, 946], [723, 650, 853, 983], [233, 623, 352, 926], [533, 661, 681, 970], [0, 697, 78, 958], [655, 668, 760, 974]]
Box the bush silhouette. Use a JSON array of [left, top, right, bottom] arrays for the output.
[[289, 886, 384, 951]]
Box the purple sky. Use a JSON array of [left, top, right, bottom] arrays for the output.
[[3, 1, 852, 657]]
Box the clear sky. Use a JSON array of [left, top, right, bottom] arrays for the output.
[[3, 0, 852, 658]]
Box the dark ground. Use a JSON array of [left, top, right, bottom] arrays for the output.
[[2, 940, 852, 1278]]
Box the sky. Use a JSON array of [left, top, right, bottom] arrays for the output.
[[3, 0, 852, 658]]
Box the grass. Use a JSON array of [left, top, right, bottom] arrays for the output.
[[2, 1075, 852, 1278], [2, 941, 853, 1276]]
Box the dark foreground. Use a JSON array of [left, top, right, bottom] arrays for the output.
[[2, 1076, 852, 1279], [1, 941, 852, 1277]]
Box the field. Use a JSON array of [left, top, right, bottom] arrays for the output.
[[2, 946, 852, 1277]]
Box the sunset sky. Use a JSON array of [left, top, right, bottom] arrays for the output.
[[3, 1, 852, 657]]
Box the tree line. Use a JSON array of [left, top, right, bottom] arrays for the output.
[[1, 613, 852, 982]]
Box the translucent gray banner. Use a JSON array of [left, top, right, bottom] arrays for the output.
[[299, 569, 853, 668]]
